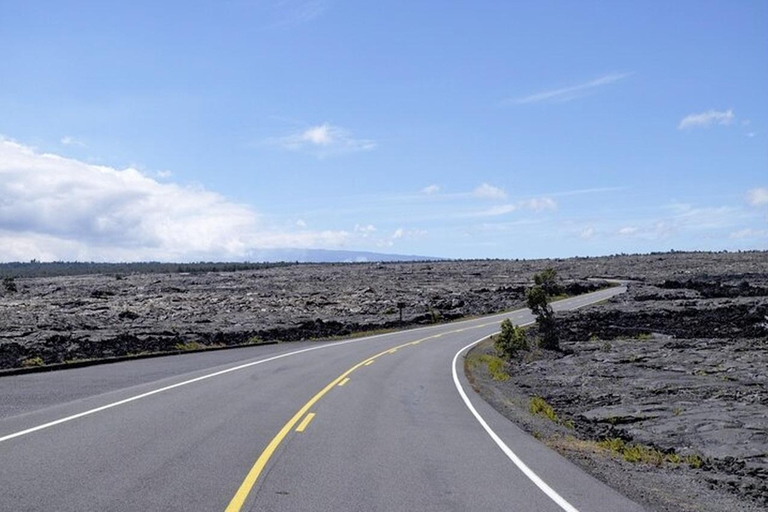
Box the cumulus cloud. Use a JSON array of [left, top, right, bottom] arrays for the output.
[[510, 72, 631, 105], [422, 184, 440, 195], [354, 224, 377, 237], [377, 227, 427, 247], [0, 138, 350, 261], [678, 109, 735, 130], [747, 188, 768, 206], [266, 123, 376, 158], [473, 183, 507, 200]]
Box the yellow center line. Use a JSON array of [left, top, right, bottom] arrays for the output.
[[224, 324, 493, 511], [295, 413, 316, 433], [337, 377, 350, 387]]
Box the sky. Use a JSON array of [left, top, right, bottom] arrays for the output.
[[1, 0, 766, 262]]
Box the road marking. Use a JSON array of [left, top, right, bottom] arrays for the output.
[[449, 291, 625, 512], [0, 334, 405, 445], [225, 332, 450, 512], [337, 377, 350, 387], [224, 289, 624, 511], [0, 287, 623, 448], [295, 413, 315, 433], [452, 329, 579, 512]]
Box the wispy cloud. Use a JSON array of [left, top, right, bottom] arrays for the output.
[[473, 183, 507, 200], [678, 109, 735, 130], [510, 72, 631, 105], [265, 0, 328, 29], [265, 123, 376, 158], [473, 197, 557, 217], [580, 227, 596, 240], [747, 188, 768, 206], [60, 136, 86, 147], [421, 184, 440, 195]]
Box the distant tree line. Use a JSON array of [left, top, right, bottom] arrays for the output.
[[0, 261, 296, 279]]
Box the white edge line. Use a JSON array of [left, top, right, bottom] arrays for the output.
[[1, 288, 622, 445], [452, 329, 579, 512], [450, 290, 625, 512], [0, 335, 377, 444]]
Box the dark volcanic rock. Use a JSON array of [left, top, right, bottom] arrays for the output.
[[485, 262, 768, 511]]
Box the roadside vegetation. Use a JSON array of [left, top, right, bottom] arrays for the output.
[[494, 267, 562, 360]]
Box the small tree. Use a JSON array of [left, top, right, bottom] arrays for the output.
[[495, 319, 528, 359], [534, 267, 561, 296], [527, 272, 559, 350]]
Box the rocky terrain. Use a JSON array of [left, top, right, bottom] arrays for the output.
[[466, 251, 767, 511], [0, 258, 610, 369], [1, 251, 766, 510]]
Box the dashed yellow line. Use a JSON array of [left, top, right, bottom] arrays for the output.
[[224, 326, 486, 511], [295, 413, 315, 433]]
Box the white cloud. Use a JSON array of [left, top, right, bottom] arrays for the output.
[[422, 184, 440, 195], [746, 132, 756, 138], [511, 72, 631, 105], [580, 227, 596, 240], [296, 219, 307, 228], [266, 123, 376, 158], [477, 204, 518, 216], [678, 109, 735, 130], [0, 138, 350, 261], [472, 197, 556, 217], [392, 228, 404, 239], [747, 188, 768, 206], [354, 224, 377, 237], [60, 136, 86, 147], [730, 228, 767, 240], [618, 226, 639, 235], [473, 183, 507, 200], [521, 197, 557, 212]]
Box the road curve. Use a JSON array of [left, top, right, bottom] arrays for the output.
[[0, 286, 645, 511]]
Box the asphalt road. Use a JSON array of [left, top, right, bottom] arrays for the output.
[[0, 286, 646, 511]]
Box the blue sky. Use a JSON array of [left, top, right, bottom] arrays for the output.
[[1, 1, 766, 261]]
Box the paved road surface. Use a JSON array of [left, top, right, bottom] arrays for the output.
[[0, 286, 645, 511]]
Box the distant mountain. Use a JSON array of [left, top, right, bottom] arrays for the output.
[[246, 248, 441, 263]]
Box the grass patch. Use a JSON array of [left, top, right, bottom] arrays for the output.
[[174, 341, 209, 351], [21, 356, 44, 367], [466, 351, 509, 381], [529, 396, 559, 423], [596, 438, 704, 468]]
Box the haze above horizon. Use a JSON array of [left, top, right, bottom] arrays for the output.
[[1, 1, 766, 262]]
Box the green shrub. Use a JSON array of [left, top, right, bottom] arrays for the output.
[[525, 269, 562, 350], [495, 319, 528, 359]]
